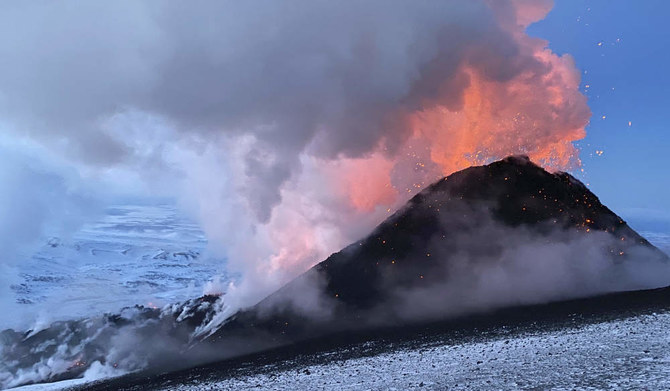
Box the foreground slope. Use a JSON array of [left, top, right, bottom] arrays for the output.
[[81, 288, 670, 391]]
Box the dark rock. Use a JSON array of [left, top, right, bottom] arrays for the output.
[[204, 156, 667, 349]]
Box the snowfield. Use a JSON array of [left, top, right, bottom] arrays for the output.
[[123, 311, 670, 391], [10, 204, 226, 326]]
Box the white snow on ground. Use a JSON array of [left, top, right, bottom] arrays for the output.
[[8, 378, 90, 391], [8, 311, 670, 390], [162, 312, 670, 391], [9, 204, 227, 327]]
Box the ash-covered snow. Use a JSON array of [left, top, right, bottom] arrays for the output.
[[133, 311, 670, 391]]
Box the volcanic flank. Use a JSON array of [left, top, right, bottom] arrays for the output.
[[2, 156, 669, 389], [199, 155, 669, 353]]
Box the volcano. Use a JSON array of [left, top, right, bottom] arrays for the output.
[[2, 156, 669, 389], [199, 155, 669, 355]]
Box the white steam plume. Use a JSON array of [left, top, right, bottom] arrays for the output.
[[0, 0, 590, 310]]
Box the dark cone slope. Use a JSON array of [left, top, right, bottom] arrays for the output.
[[205, 156, 668, 351]]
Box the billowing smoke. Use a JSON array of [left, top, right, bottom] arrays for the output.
[[0, 1, 590, 316]]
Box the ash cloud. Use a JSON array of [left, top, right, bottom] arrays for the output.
[[0, 1, 649, 388], [0, 0, 599, 375], [0, 1, 519, 161], [0, 1, 589, 298]]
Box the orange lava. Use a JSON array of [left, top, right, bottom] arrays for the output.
[[338, 1, 590, 212]]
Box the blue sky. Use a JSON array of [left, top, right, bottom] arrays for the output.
[[530, 0, 670, 226]]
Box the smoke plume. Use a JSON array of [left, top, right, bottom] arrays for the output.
[[0, 1, 590, 310]]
